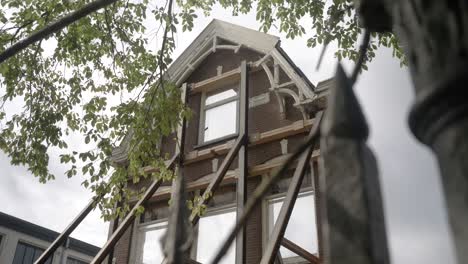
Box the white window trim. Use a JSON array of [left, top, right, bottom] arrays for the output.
[[65, 255, 89, 264], [0, 232, 5, 256], [133, 218, 168, 264], [198, 86, 240, 145], [195, 204, 237, 263], [262, 188, 317, 264], [130, 203, 237, 264]]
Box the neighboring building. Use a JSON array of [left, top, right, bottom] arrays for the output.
[[110, 19, 328, 264], [0, 212, 100, 264]]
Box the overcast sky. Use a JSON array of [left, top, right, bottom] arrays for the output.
[[0, 4, 457, 264]]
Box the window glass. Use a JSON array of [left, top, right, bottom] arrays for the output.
[[139, 224, 166, 264], [67, 257, 88, 264], [206, 89, 237, 105], [197, 209, 236, 264], [204, 101, 237, 142], [12, 242, 52, 264], [269, 193, 318, 260]]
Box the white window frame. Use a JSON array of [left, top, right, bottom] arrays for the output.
[[263, 186, 319, 264], [0, 232, 5, 255], [198, 85, 239, 145], [133, 219, 168, 264], [130, 203, 237, 264], [194, 204, 237, 264], [66, 256, 89, 264]]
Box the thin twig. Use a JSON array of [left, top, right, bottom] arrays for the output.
[[0, 0, 119, 64], [315, 42, 329, 71], [350, 29, 371, 84], [210, 111, 323, 264]]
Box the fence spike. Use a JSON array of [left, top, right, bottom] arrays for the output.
[[319, 63, 390, 264], [321, 63, 368, 140]]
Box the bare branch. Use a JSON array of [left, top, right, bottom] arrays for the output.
[[350, 29, 371, 84], [0, 0, 119, 64]]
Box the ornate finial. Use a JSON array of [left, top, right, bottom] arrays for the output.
[[321, 63, 369, 140]]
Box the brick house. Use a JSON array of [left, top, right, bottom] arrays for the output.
[[110, 19, 328, 264]]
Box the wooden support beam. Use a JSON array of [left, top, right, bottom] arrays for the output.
[[281, 237, 320, 264], [189, 64, 264, 94], [180, 118, 315, 166], [260, 127, 316, 264], [190, 68, 241, 93], [236, 61, 248, 264]]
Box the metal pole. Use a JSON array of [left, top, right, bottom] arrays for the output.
[[235, 60, 249, 264], [319, 65, 389, 264], [90, 154, 178, 264], [35, 196, 101, 264], [260, 132, 315, 264], [281, 238, 319, 264], [189, 135, 245, 225]]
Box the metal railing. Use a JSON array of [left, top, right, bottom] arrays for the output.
[[37, 59, 394, 264]]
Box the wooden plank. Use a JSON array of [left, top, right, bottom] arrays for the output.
[[190, 68, 241, 93], [189, 64, 265, 94], [281, 237, 320, 264], [182, 118, 315, 165]]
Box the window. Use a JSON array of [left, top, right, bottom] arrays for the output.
[[200, 85, 239, 143], [267, 191, 318, 263], [136, 221, 167, 264], [196, 207, 236, 264], [0, 234, 3, 254], [133, 190, 237, 264], [67, 257, 88, 264], [12, 242, 52, 264]]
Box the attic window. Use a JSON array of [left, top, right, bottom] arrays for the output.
[[199, 85, 239, 143]]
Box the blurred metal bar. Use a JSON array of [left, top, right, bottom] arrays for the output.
[[163, 83, 191, 264], [90, 153, 179, 264], [260, 128, 315, 264], [319, 64, 389, 264], [35, 195, 101, 264], [189, 135, 244, 225], [281, 237, 320, 264], [209, 112, 323, 264], [236, 60, 249, 264]]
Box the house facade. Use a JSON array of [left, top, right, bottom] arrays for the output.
[[0, 211, 100, 264], [110, 19, 329, 264]]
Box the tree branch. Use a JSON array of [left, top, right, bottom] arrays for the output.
[[0, 0, 119, 64]]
